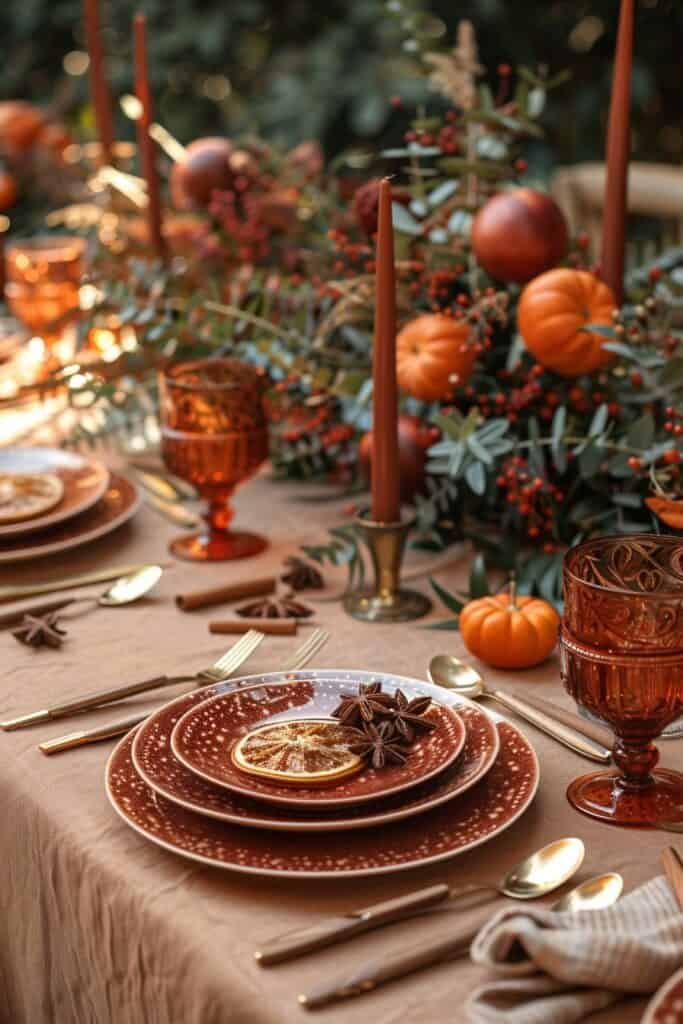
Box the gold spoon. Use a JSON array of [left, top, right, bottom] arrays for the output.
[[256, 837, 585, 966], [1, 566, 163, 627], [428, 654, 612, 763], [299, 870, 624, 1008]]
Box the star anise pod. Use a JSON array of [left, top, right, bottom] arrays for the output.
[[12, 612, 67, 649], [332, 681, 396, 727], [280, 556, 324, 592], [351, 720, 408, 769], [236, 592, 313, 619], [382, 689, 436, 743]]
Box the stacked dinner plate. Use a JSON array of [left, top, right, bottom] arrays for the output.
[[106, 669, 540, 880], [0, 447, 140, 562]]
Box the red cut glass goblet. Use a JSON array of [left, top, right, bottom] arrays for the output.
[[159, 358, 269, 562], [561, 535, 683, 827]]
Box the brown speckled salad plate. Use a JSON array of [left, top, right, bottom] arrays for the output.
[[132, 676, 500, 831], [642, 967, 683, 1024], [107, 716, 538, 879], [0, 473, 139, 562], [170, 676, 466, 808], [0, 446, 109, 538]]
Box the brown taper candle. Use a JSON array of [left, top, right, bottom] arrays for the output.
[[601, 0, 634, 306], [83, 0, 114, 165], [371, 178, 401, 524], [209, 619, 298, 636], [176, 576, 276, 611], [133, 12, 166, 260]]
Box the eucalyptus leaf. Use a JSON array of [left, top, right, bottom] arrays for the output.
[[391, 202, 423, 235], [465, 460, 486, 495], [469, 554, 490, 598], [429, 577, 464, 614]]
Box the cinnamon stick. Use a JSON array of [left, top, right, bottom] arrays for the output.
[[209, 619, 298, 636], [176, 577, 276, 612]]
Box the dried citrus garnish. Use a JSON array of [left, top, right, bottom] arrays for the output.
[[0, 472, 64, 523], [231, 718, 363, 786]]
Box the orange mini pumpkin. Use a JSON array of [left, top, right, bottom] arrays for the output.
[[459, 585, 560, 670], [517, 269, 616, 377], [645, 496, 683, 530], [396, 314, 475, 402]]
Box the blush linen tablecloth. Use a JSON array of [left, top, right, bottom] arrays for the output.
[[0, 472, 681, 1024]]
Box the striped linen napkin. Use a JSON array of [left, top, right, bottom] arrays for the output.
[[467, 876, 683, 1024]]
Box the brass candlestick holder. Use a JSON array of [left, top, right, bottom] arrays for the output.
[[343, 512, 432, 624]]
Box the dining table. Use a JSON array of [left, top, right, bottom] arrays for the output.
[[0, 466, 680, 1024]]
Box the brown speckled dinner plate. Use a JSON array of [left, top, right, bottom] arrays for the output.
[[170, 677, 466, 808], [642, 967, 683, 1024], [0, 473, 140, 562], [107, 713, 538, 879], [0, 446, 109, 538], [132, 672, 500, 831]]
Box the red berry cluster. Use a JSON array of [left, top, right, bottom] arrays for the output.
[[496, 455, 560, 549]]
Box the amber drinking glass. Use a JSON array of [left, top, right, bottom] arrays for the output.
[[560, 535, 683, 827], [5, 236, 85, 344], [159, 358, 269, 561]]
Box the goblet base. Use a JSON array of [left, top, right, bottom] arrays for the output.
[[169, 530, 268, 562], [343, 587, 432, 623], [567, 767, 683, 828]]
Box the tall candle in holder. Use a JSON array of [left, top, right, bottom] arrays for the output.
[[343, 178, 431, 623], [133, 12, 166, 260], [601, 0, 634, 306], [371, 178, 401, 524]]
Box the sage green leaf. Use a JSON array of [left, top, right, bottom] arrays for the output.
[[429, 577, 464, 614], [465, 460, 486, 495], [627, 412, 655, 450], [469, 554, 490, 598]]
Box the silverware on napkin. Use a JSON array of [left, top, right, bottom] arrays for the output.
[[298, 872, 624, 1009], [3, 630, 265, 731], [256, 838, 585, 966]]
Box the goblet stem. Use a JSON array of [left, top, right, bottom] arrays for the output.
[[205, 491, 235, 537], [612, 736, 660, 789]]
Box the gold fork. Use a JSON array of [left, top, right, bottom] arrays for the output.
[[3, 630, 265, 731], [37, 628, 330, 755]]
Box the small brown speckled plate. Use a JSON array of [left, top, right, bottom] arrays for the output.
[[0, 447, 109, 538], [0, 473, 140, 562], [132, 673, 500, 832], [642, 967, 683, 1024], [106, 714, 539, 879], [170, 677, 466, 808]]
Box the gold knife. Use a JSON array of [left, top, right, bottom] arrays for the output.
[[38, 712, 150, 755], [661, 847, 683, 910], [255, 886, 451, 966], [0, 563, 171, 604]]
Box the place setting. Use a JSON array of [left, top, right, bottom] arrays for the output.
[[1, 1, 683, 1022]]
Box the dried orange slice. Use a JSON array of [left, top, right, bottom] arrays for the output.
[[231, 718, 363, 786], [0, 472, 64, 523]]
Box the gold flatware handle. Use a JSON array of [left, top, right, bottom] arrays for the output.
[[0, 597, 76, 630], [0, 563, 168, 604], [0, 674, 187, 730], [490, 691, 612, 763], [512, 693, 613, 748], [145, 493, 200, 528], [39, 712, 149, 755], [661, 847, 683, 910], [300, 931, 472, 1009], [256, 884, 450, 966]]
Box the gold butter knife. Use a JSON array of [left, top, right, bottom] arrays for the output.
[[0, 563, 171, 604]]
